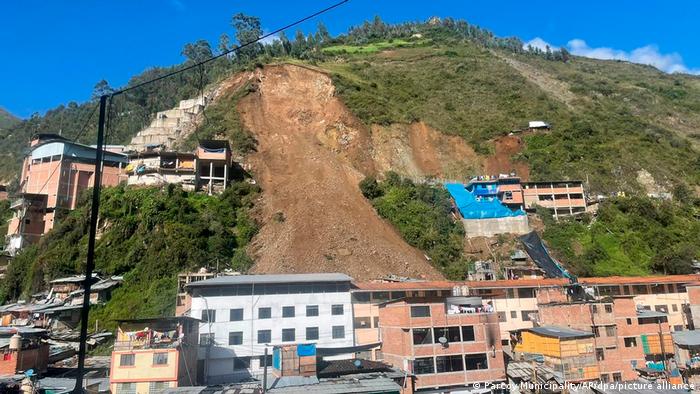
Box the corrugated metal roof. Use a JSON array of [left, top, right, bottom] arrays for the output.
[[268, 374, 401, 394], [673, 330, 700, 347], [528, 326, 594, 339], [187, 273, 353, 287]]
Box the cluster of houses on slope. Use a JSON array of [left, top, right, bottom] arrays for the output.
[[3, 270, 700, 392], [63, 272, 700, 393], [1, 132, 238, 257]]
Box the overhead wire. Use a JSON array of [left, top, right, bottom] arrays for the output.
[[110, 0, 349, 97]]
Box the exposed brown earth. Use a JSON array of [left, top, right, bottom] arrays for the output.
[[234, 64, 444, 280], [484, 134, 530, 180]]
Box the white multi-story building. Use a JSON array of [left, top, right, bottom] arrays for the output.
[[187, 273, 355, 384]]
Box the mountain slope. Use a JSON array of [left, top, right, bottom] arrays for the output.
[[0, 107, 19, 130]]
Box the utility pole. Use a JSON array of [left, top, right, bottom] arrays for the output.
[[73, 94, 108, 394], [262, 347, 269, 393]]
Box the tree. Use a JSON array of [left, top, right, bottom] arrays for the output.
[[316, 21, 331, 44], [232, 13, 262, 61], [560, 47, 571, 62], [359, 176, 383, 199], [92, 80, 114, 99], [181, 40, 213, 63], [279, 31, 292, 55], [218, 33, 231, 54]]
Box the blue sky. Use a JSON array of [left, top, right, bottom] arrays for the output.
[[1, 0, 698, 118]]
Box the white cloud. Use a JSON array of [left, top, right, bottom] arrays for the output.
[[259, 30, 279, 46], [523, 37, 554, 52], [567, 39, 699, 74], [523, 37, 699, 75]]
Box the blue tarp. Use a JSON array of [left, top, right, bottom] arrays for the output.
[[297, 343, 316, 357], [445, 183, 526, 220], [469, 182, 498, 196]]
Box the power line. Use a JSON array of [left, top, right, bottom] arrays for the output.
[[113, 0, 349, 96]]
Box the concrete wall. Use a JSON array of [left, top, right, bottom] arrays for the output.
[[462, 216, 529, 237], [191, 288, 354, 382]]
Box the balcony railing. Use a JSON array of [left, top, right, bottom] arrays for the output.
[[113, 338, 180, 351]]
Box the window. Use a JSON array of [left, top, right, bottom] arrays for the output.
[[200, 333, 214, 345], [626, 318, 632, 325], [201, 309, 216, 323], [229, 308, 244, 321], [119, 354, 135, 366], [228, 331, 243, 346], [372, 291, 390, 301], [257, 330, 271, 344], [259, 355, 272, 368], [233, 357, 250, 370], [654, 305, 668, 313], [116, 383, 136, 394], [497, 312, 506, 322], [672, 304, 679, 312], [153, 352, 168, 365], [600, 374, 610, 383], [282, 306, 295, 318], [507, 289, 515, 299], [390, 291, 406, 299], [510, 311, 517, 319], [674, 325, 684, 332], [624, 337, 637, 347], [461, 326, 475, 342], [517, 288, 535, 298], [332, 325, 345, 339], [306, 327, 319, 340], [352, 292, 370, 303], [521, 310, 537, 322], [354, 317, 371, 329], [464, 353, 488, 370], [412, 328, 433, 345], [258, 307, 271, 319], [605, 326, 616, 337], [413, 357, 435, 375], [596, 348, 605, 361], [306, 305, 319, 317], [613, 372, 622, 382], [593, 326, 600, 337], [282, 329, 295, 342], [591, 305, 598, 313], [633, 285, 649, 294], [373, 316, 379, 328], [433, 327, 461, 343], [436, 355, 464, 373], [149, 381, 169, 393], [604, 304, 613, 313], [411, 306, 431, 318], [331, 304, 344, 315]]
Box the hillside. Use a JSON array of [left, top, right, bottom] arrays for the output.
[[0, 16, 698, 309], [0, 107, 19, 130]]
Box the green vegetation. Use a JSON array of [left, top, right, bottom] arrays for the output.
[[179, 83, 256, 154], [0, 182, 259, 329], [0, 200, 10, 238], [360, 173, 469, 279], [540, 197, 700, 277], [0, 107, 19, 130], [322, 39, 416, 54]]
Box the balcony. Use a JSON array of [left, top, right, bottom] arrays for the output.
[[113, 337, 181, 351]]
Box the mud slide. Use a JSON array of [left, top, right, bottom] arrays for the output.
[[236, 64, 443, 280]]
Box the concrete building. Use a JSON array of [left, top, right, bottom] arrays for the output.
[[5, 134, 127, 254], [186, 273, 356, 384], [446, 182, 529, 238], [175, 269, 216, 317], [0, 327, 50, 376], [522, 180, 587, 218], [510, 326, 599, 383], [126, 140, 233, 195], [110, 316, 199, 393], [379, 295, 506, 392], [536, 296, 675, 382]]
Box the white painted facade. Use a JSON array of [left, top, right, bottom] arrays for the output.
[[188, 274, 355, 384]]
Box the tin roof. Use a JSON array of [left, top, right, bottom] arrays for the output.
[[527, 326, 594, 339]]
